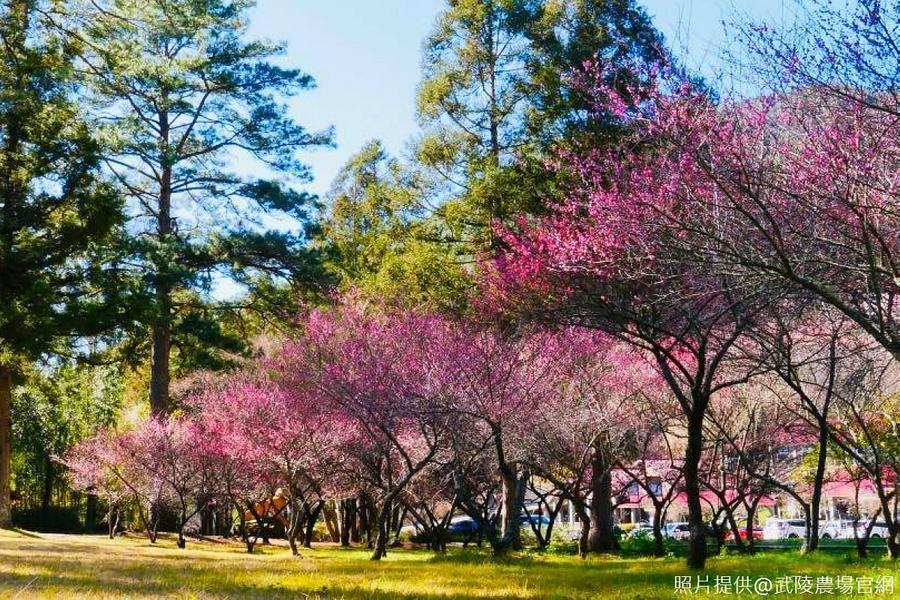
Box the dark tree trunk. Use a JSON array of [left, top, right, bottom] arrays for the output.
[[745, 500, 759, 554], [855, 514, 878, 558], [149, 120, 173, 417], [722, 504, 746, 553], [200, 503, 214, 536], [806, 423, 829, 552], [303, 500, 324, 548], [218, 506, 231, 538], [574, 502, 591, 558], [349, 497, 360, 543], [497, 465, 526, 552], [588, 444, 617, 553], [359, 494, 373, 547], [0, 364, 11, 528], [877, 493, 899, 559], [651, 504, 665, 557], [286, 502, 303, 557], [389, 505, 406, 546], [176, 502, 189, 549], [149, 324, 170, 416], [339, 499, 353, 546], [86, 494, 98, 532], [41, 455, 53, 512], [684, 406, 707, 569], [370, 502, 390, 560]]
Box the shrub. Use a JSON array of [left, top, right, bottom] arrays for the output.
[[12, 506, 83, 533]]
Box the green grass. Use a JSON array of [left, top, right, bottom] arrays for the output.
[[0, 529, 899, 599]]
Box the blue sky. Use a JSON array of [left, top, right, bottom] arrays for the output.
[[247, 0, 789, 200]]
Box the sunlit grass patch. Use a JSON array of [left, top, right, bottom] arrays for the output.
[[0, 529, 899, 599]]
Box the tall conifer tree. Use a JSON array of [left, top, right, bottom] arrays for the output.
[[0, 0, 122, 526]]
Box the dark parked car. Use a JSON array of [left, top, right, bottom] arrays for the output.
[[448, 519, 482, 534], [520, 514, 551, 526]]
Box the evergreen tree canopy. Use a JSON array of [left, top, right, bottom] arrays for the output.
[[322, 140, 471, 313], [417, 0, 667, 250]]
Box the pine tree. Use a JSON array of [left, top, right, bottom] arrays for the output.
[[65, 0, 333, 414]]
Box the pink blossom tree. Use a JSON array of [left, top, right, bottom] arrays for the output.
[[482, 64, 772, 568], [396, 459, 458, 553], [525, 328, 654, 555], [293, 302, 454, 560], [644, 1, 900, 363], [62, 432, 129, 539], [188, 381, 267, 552], [434, 322, 565, 554], [64, 425, 167, 543], [189, 370, 344, 556], [129, 417, 219, 549], [614, 385, 685, 557]]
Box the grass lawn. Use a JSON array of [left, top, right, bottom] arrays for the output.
[[1, 529, 899, 599]]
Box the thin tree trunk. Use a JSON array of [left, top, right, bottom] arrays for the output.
[[574, 503, 590, 558], [107, 504, 116, 539], [722, 503, 746, 553], [41, 455, 53, 512], [876, 493, 899, 559], [339, 499, 353, 546], [805, 424, 829, 552], [177, 518, 186, 549], [745, 498, 760, 554], [359, 494, 373, 547], [286, 502, 303, 557], [349, 497, 360, 543], [370, 502, 390, 560]]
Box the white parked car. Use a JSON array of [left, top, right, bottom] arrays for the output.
[[762, 518, 806, 540], [832, 519, 894, 540], [819, 520, 851, 540], [663, 522, 691, 540], [865, 520, 893, 540]]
